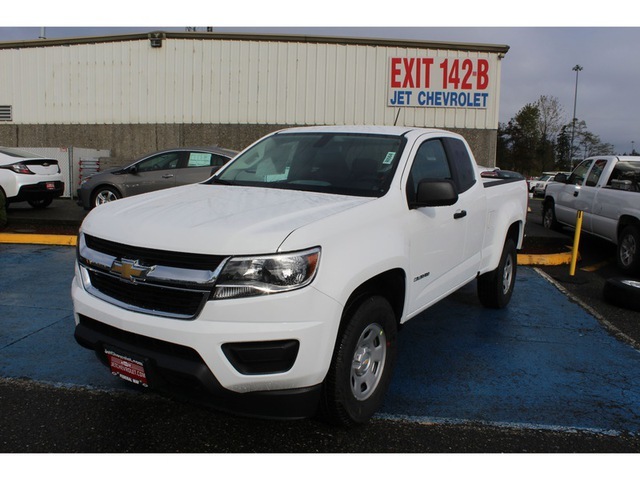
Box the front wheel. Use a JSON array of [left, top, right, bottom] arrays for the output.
[[321, 296, 397, 427], [617, 225, 640, 275], [477, 238, 517, 309], [92, 186, 121, 208]]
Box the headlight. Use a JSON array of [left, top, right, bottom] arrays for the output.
[[213, 247, 320, 300], [80, 175, 95, 186]]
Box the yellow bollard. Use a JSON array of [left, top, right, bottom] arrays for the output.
[[569, 210, 584, 276]]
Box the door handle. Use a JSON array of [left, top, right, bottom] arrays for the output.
[[162, 174, 175, 179], [573, 191, 579, 197], [454, 210, 467, 219]]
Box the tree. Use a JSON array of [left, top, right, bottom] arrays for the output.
[[536, 96, 564, 172], [498, 96, 615, 174], [500, 103, 541, 175], [555, 125, 572, 170]]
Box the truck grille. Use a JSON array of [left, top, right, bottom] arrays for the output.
[[78, 234, 228, 319], [88, 271, 209, 318]]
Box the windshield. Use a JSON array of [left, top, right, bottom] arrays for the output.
[[210, 132, 406, 197]]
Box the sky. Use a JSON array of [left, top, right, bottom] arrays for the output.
[[2, 1, 639, 155]]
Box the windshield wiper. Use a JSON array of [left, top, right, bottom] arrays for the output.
[[209, 177, 234, 185]]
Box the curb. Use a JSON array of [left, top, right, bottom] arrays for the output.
[[517, 251, 576, 266], [2, 233, 577, 267], [0, 233, 77, 247]]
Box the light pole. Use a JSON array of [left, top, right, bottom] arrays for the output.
[[569, 65, 583, 169]]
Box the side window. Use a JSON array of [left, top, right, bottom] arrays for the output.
[[567, 160, 593, 186], [137, 152, 180, 172], [607, 161, 640, 192], [585, 159, 607, 187], [186, 152, 213, 168], [211, 154, 230, 168], [443, 137, 476, 193], [408, 139, 452, 195]]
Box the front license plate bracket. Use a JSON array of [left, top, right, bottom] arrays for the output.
[[105, 347, 149, 388]]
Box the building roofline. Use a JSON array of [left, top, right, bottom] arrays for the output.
[[0, 30, 510, 54]]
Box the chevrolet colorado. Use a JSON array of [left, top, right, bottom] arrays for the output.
[[73, 126, 528, 426]]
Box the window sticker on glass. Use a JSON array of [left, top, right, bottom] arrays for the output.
[[188, 153, 212, 167], [383, 152, 396, 165]]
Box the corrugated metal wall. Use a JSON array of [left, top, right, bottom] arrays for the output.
[[1, 37, 502, 129]]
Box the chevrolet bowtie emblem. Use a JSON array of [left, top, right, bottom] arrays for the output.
[[110, 259, 154, 282]]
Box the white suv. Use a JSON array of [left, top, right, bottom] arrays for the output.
[[0, 147, 65, 208]]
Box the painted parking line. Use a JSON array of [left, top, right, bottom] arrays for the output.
[[0, 233, 77, 246], [381, 268, 640, 435], [2, 243, 640, 435]]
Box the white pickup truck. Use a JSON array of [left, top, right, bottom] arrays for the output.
[[72, 126, 528, 426], [543, 156, 640, 274]]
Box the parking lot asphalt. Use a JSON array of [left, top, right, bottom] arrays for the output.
[[1, 198, 640, 453]]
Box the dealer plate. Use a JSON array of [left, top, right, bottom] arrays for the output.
[[105, 348, 149, 387]]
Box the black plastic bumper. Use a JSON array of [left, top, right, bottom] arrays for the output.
[[14, 181, 64, 202], [74, 314, 322, 419]]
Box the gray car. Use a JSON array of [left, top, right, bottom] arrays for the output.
[[77, 146, 237, 209]]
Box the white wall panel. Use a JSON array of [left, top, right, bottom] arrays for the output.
[[0, 37, 503, 130]]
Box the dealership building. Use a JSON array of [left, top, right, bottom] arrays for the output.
[[0, 31, 509, 195]]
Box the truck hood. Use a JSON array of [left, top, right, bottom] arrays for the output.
[[81, 184, 372, 255]]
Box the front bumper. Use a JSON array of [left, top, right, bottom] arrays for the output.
[[76, 187, 91, 209], [71, 268, 343, 418]]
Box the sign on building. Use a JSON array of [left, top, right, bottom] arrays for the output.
[[388, 56, 493, 109]]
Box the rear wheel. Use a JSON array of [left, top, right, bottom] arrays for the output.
[[321, 296, 397, 427], [603, 277, 640, 311], [27, 197, 53, 209], [92, 186, 121, 208], [617, 225, 640, 274], [542, 201, 561, 231], [478, 238, 517, 309]]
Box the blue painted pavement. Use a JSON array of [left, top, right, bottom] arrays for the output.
[[2, 244, 640, 434]]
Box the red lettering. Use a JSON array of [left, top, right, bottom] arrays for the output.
[[421, 58, 434, 88], [402, 58, 415, 88], [391, 58, 402, 88], [461, 59, 473, 90], [477, 59, 489, 90]]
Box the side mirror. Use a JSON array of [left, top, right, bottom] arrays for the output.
[[128, 165, 138, 174], [410, 179, 458, 209], [554, 173, 568, 183]]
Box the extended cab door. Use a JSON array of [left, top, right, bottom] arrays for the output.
[[404, 135, 485, 317]]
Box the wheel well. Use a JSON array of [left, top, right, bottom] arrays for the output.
[[618, 215, 640, 237], [507, 221, 522, 247], [342, 269, 406, 327]]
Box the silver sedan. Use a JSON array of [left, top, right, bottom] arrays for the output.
[[76, 146, 237, 210]]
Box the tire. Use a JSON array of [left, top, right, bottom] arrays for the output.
[[27, 197, 53, 209], [321, 296, 398, 427], [603, 277, 640, 312], [542, 201, 561, 231], [0, 188, 7, 229], [92, 186, 121, 208], [477, 238, 517, 309], [617, 225, 640, 275]]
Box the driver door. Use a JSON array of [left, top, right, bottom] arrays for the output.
[[123, 151, 181, 197], [405, 136, 478, 317]]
